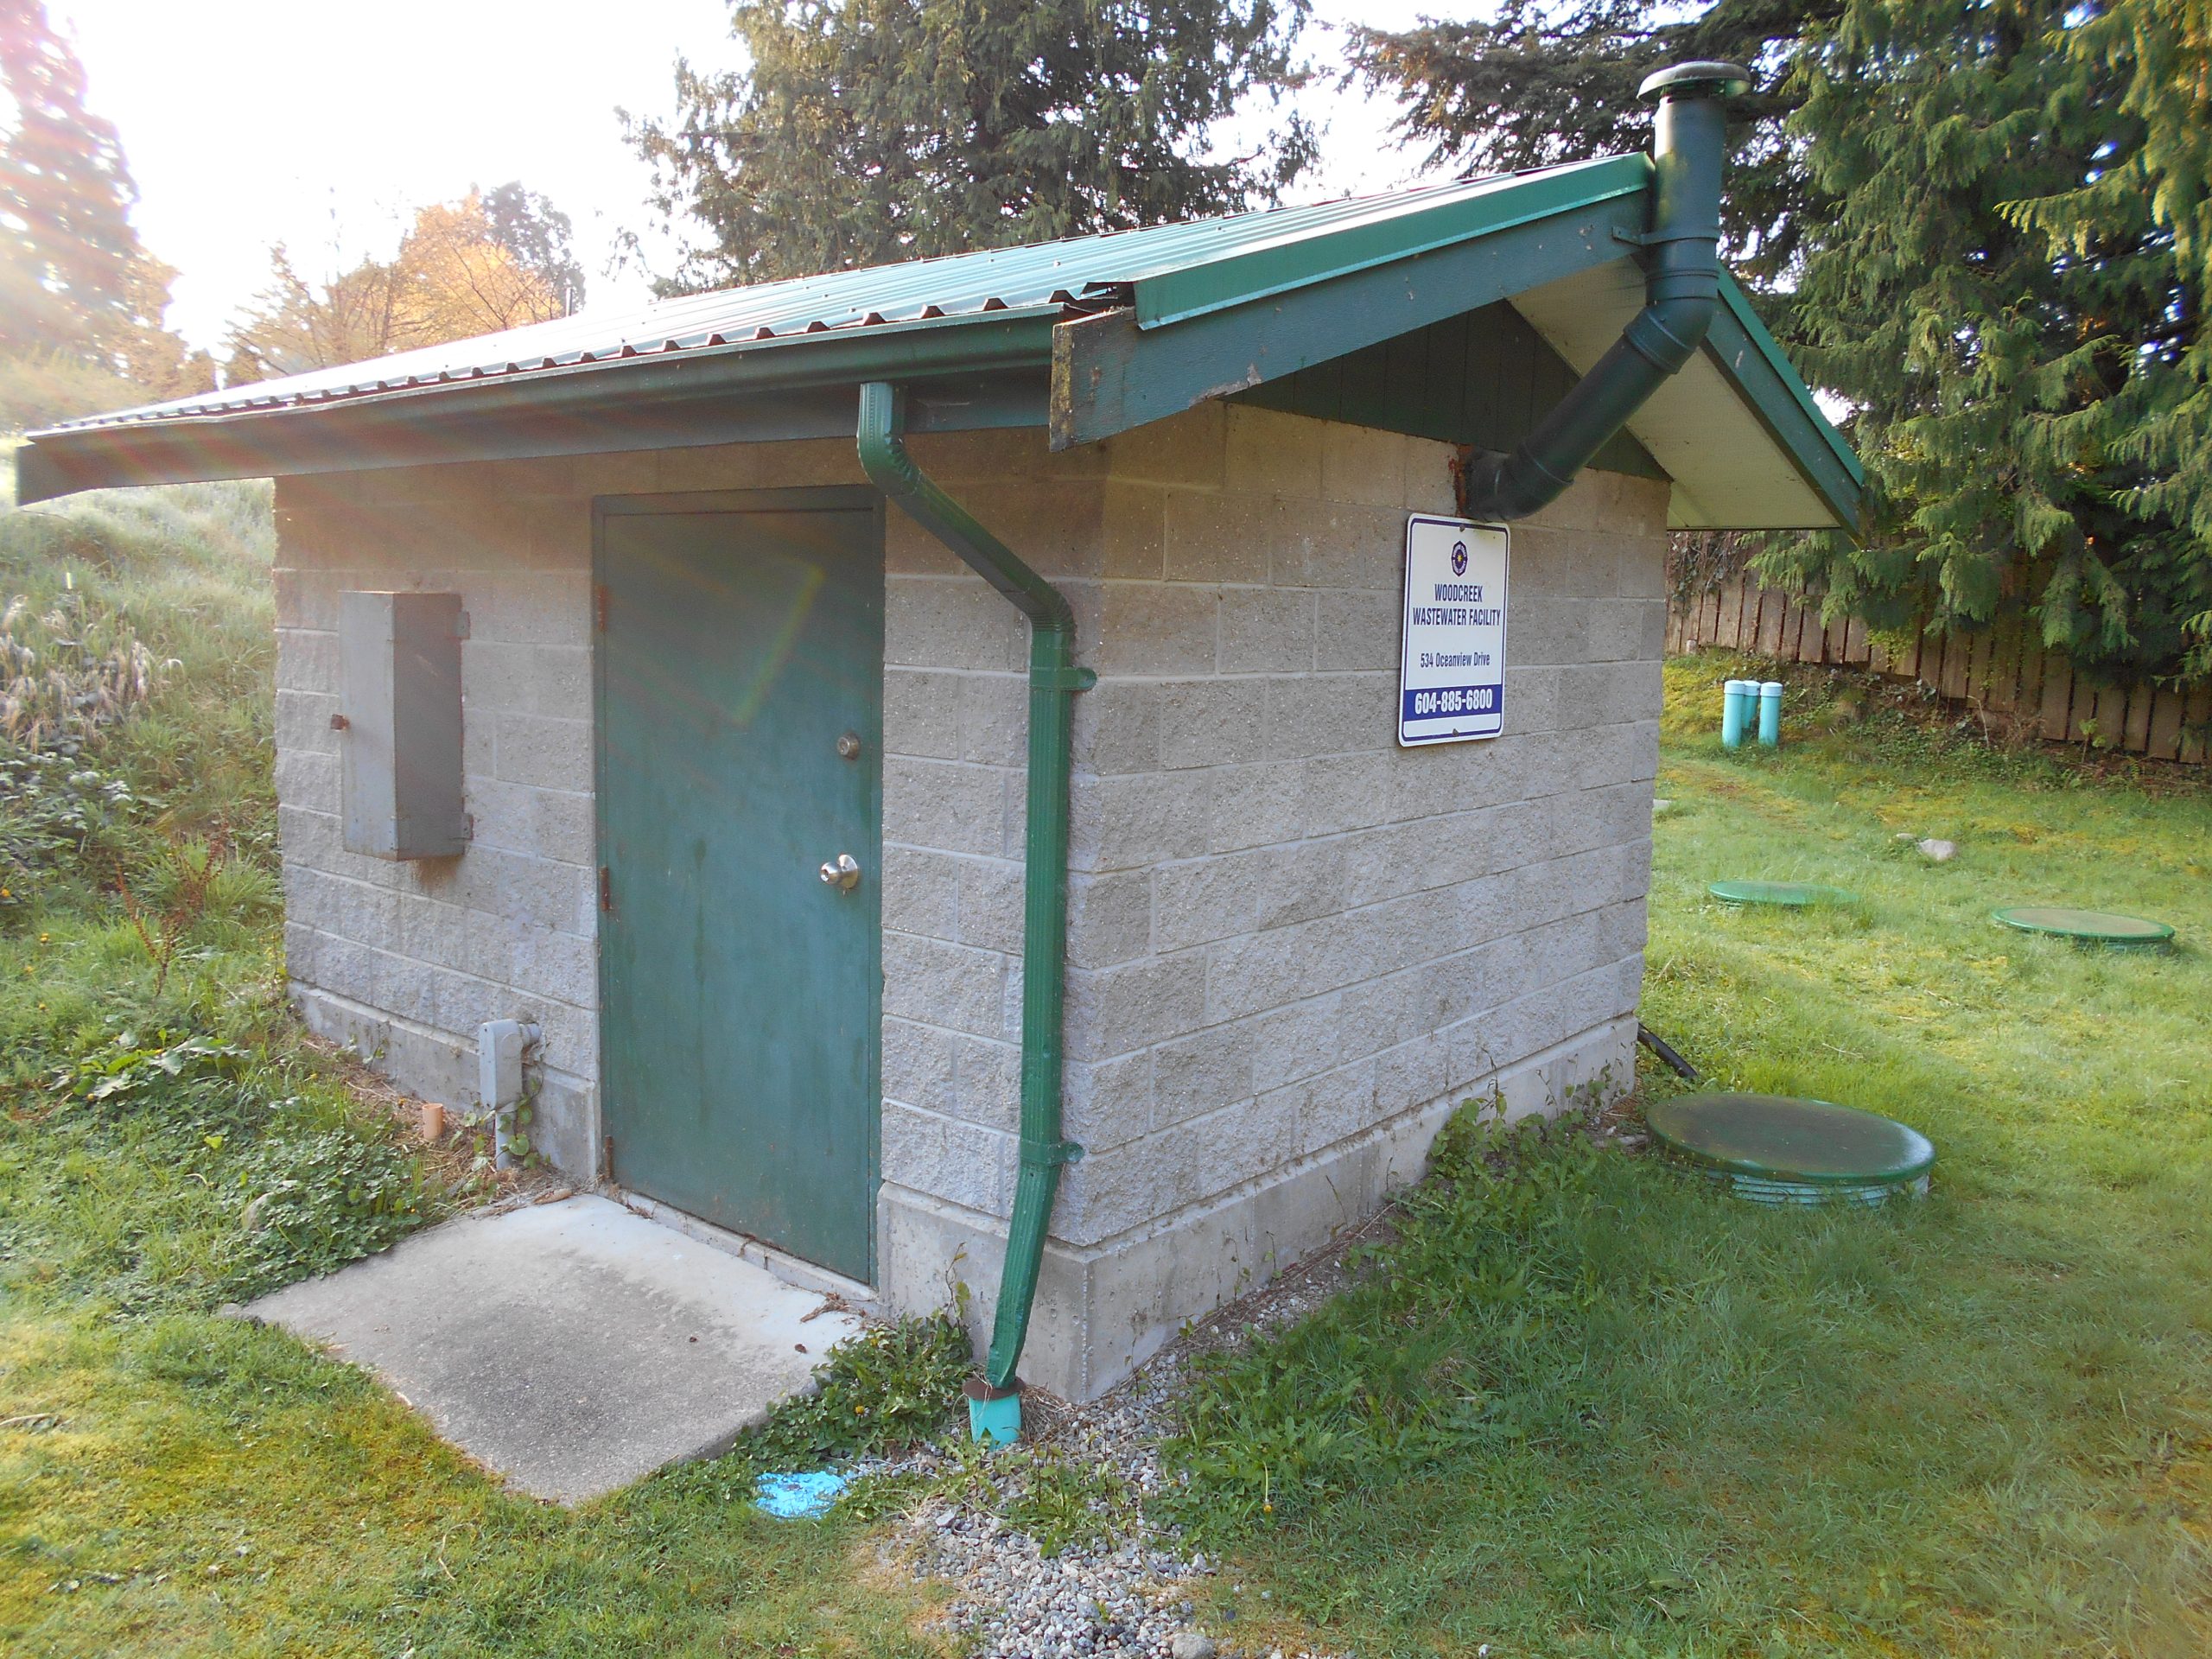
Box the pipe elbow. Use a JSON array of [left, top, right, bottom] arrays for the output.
[[1623, 289, 1719, 377], [855, 381, 921, 499], [856, 379, 1076, 633], [1457, 445, 1569, 524]]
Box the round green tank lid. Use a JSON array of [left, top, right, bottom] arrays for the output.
[[1991, 906, 2175, 947], [1707, 880, 1856, 908], [1645, 1093, 1936, 1186]]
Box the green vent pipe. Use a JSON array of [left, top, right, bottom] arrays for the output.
[[1459, 60, 1752, 521], [856, 381, 1090, 1393]]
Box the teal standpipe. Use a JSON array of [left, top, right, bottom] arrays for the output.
[[1722, 679, 1749, 747], [856, 383, 1090, 1434], [1758, 680, 1783, 746]]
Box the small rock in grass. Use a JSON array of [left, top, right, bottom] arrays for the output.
[[1171, 1634, 1217, 1659], [1916, 837, 1957, 862], [1652, 798, 1675, 817]]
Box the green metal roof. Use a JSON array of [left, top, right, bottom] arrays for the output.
[[32, 157, 1645, 437], [15, 152, 1860, 529]]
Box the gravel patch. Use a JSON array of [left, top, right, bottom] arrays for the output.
[[849, 1217, 1390, 1659]]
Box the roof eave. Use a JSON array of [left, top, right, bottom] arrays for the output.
[[1702, 275, 1862, 532], [16, 309, 1060, 505], [1052, 187, 1657, 449]]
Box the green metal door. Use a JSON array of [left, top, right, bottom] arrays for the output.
[[595, 488, 882, 1282]]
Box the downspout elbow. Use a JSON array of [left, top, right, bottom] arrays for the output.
[[857, 382, 1075, 637], [1459, 60, 1751, 524]]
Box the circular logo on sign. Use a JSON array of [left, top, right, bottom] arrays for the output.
[[1451, 541, 1469, 575]]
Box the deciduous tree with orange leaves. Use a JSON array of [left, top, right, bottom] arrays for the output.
[[225, 186, 582, 384]]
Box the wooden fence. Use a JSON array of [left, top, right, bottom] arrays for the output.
[[1668, 577, 2212, 765]]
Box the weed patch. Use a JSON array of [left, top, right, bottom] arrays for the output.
[[0, 468, 956, 1656], [738, 1312, 974, 1469]]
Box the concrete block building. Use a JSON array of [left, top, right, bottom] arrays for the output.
[[22, 73, 1860, 1402]]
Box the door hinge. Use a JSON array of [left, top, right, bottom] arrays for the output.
[[598, 865, 613, 912], [594, 584, 610, 632]]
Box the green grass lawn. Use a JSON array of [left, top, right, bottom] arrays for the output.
[[7, 455, 2210, 1659], [0, 465, 945, 1657], [1166, 661, 2212, 1657]]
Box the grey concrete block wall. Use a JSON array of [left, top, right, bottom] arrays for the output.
[[274, 462, 618, 1176], [271, 406, 1666, 1405], [875, 404, 1669, 1399], [271, 432, 1086, 1195]]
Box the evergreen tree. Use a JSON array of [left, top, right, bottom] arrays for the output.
[[0, 0, 136, 355], [480, 181, 586, 315], [626, 0, 1316, 291], [0, 0, 208, 400], [1759, 0, 2209, 684], [1350, 0, 1840, 292], [1359, 0, 2212, 686], [2008, 0, 2212, 677]]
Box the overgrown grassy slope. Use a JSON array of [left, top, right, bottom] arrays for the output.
[[1166, 661, 2212, 1658]]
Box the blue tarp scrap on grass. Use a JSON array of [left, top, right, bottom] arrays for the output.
[[754, 1470, 848, 1519]]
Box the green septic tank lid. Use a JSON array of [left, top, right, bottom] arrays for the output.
[[1646, 1093, 1935, 1203], [1991, 906, 2175, 948], [1707, 880, 1856, 908]]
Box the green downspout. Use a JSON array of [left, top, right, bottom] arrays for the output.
[[855, 380, 1090, 1393]]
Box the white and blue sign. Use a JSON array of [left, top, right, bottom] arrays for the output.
[[1399, 515, 1509, 747], [1397, 512, 1503, 747]]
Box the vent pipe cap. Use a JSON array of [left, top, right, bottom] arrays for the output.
[[1637, 60, 1754, 102]]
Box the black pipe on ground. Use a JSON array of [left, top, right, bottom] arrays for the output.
[[1637, 1023, 1702, 1082]]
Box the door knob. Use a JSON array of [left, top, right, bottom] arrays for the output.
[[818, 853, 861, 891]]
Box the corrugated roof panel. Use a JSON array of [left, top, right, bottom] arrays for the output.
[[40, 159, 1637, 435]]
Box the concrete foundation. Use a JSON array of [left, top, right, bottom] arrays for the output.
[[883, 1014, 1633, 1402]]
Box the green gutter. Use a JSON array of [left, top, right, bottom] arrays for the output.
[[16, 312, 1059, 504], [855, 381, 1090, 1401]]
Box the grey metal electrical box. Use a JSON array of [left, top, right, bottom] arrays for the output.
[[337, 590, 470, 859]]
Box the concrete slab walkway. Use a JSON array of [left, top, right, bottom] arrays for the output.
[[246, 1194, 863, 1503]]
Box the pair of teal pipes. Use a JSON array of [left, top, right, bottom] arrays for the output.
[[1723, 679, 1783, 747]]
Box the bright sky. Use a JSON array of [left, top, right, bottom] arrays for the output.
[[48, 1, 1445, 355]]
